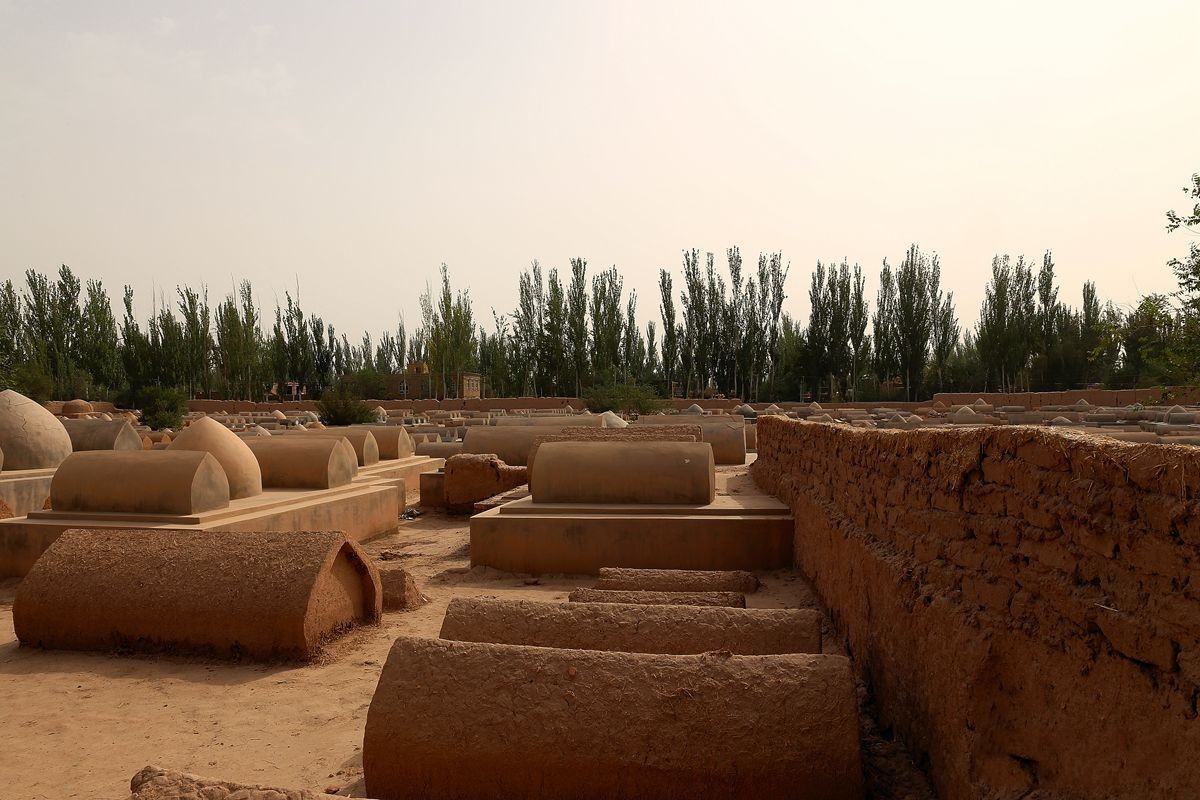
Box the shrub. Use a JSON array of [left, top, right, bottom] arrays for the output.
[[138, 385, 187, 430], [9, 363, 55, 401], [317, 387, 376, 426], [342, 367, 388, 400], [583, 383, 665, 415]]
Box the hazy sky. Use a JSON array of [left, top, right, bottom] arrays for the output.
[[2, 1, 1197, 340]]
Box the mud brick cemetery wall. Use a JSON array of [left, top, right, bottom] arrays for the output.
[[752, 416, 1200, 800]]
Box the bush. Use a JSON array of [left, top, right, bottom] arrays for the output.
[[342, 367, 388, 400], [583, 383, 665, 415], [9, 363, 55, 401], [138, 385, 187, 430], [317, 387, 376, 426]]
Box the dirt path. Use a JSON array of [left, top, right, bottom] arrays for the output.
[[0, 475, 826, 798]]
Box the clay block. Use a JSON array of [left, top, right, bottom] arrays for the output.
[[419, 470, 446, 507], [595, 566, 760, 593], [568, 588, 746, 607], [378, 562, 426, 611], [439, 597, 820, 654], [443, 453, 527, 512], [14, 528, 381, 661], [363, 637, 862, 800], [127, 766, 327, 799]]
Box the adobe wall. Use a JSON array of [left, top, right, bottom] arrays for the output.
[[751, 416, 1200, 800], [185, 397, 584, 413], [932, 385, 1200, 408]]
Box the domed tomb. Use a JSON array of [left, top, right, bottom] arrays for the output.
[[0, 390, 73, 470], [166, 416, 263, 498]]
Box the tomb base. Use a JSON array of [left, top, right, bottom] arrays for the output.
[[470, 490, 793, 574], [355, 455, 445, 493], [0, 480, 400, 578], [0, 468, 55, 518]]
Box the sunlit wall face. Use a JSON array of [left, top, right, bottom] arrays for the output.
[[1, 1, 1195, 332]]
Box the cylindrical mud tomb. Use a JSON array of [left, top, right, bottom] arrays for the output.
[[439, 597, 820, 655], [698, 421, 748, 465], [49, 451, 230, 515], [462, 426, 571, 466], [531, 441, 715, 504], [596, 567, 760, 594], [286, 428, 380, 466], [60, 418, 144, 452], [415, 441, 464, 459], [14, 528, 382, 660], [363, 637, 863, 800], [492, 415, 602, 427], [569, 588, 746, 607], [352, 425, 415, 459], [634, 417, 747, 464], [243, 437, 358, 489]]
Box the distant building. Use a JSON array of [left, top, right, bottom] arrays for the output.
[[386, 364, 481, 400], [272, 381, 305, 402]]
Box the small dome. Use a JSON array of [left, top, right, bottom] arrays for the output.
[[63, 399, 94, 416]]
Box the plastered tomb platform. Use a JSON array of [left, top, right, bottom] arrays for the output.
[[0, 468, 56, 518], [470, 486, 793, 574], [0, 479, 399, 578], [354, 455, 445, 493]]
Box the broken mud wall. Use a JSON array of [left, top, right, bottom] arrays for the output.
[[751, 415, 1200, 800]]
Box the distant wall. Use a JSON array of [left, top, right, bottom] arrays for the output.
[[752, 416, 1200, 800], [186, 397, 584, 413], [933, 386, 1200, 408]]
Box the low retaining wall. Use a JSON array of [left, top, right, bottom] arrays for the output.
[[751, 415, 1200, 800], [568, 588, 746, 607], [439, 597, 819, 655]]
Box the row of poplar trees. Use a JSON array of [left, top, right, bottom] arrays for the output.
[[4, 171, 1198, 404]]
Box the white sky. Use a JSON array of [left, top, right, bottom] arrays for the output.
[[2, 1, 1197, 339]]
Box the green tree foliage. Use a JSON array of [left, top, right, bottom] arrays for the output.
[[138, 385, 187, 430], [79, 279, 124, 395], [10, 191, 1200, 409], [316, 384, 376, 425], [589, 266, 624, 382], [566, 258, 590, 396], [582, 382, 664, 414], [658, 268, 678, 393]]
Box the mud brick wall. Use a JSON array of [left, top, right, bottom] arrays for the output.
[[932, 385, 1200, 409], [752, 416, 1200, 800]]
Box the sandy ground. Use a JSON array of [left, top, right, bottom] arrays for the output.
[[0, 468, 835, 799]]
